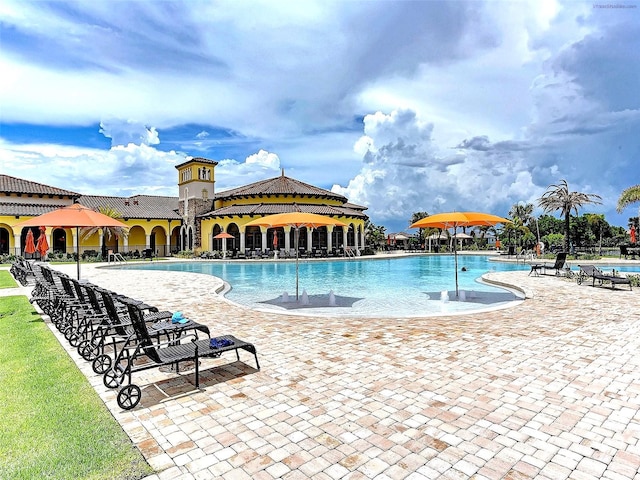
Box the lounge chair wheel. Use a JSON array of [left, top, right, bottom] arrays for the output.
[[117, 385, 141, 410], [68, 331, 80, 347], [63, 326, 74, 340], [93, 354, 112, 375], [103, 365, 128, 389], [79, 340, 98, 361], [78, 340, 90, 359]]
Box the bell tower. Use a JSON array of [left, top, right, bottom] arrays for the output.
[[175, 157, 218, 250], [176, 157, 217, 202]]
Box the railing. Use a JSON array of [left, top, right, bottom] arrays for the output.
[[344, 248, 356, 258], [107, 251, 126, 263]]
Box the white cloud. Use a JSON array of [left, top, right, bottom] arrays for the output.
[[99, 119, 160, 147], [333, 109, 542, 230], [1, 0, 639, 231], [245, 149, 280, 169], [215, 150, 281, 190], [0, 139, 182, 197]]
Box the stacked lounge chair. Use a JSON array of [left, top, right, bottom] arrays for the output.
[[12, 262, 260, 410]]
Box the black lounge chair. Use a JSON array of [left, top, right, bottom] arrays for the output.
[[529, 252, 567, 276], [89, 288, 210, 375], [620, 245, 629, 259], [103, 300, 259, 410], [10, 257, 36, 286], [577, 265, 632, 290]]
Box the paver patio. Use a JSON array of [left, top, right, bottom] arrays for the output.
[[4, 259, 640, 479]]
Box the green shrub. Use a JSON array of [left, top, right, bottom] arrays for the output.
[[626, 274, 640, 287]]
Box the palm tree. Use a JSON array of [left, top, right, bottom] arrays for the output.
[[410, 211, 431, 247], [364, 220, 386, 250], [509, 202, 535, 249], [584, 213, 606, 255], [508, 203, 534, 227], [616, 184, 640, 216], [81, 205, 128, 256], [538, 179, 602, 253], [474, 224, 497, 249], [410, 211, 429, 227]]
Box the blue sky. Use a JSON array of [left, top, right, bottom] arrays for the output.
[[1, 0, 639, 233]]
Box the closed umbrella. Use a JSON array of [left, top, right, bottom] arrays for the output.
[[631, 226, 636, 244], [24, 229, 36, 257], [411, 212, 511, 297], [245, 212, 347, 300], [36, 227, 49, 260], [16, 203, 129, 279]]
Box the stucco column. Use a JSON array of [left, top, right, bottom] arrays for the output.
[[353, 228, 359, 251], [123, 236, 129, 253], [146, 234, 151, 251], [72, 229, 78, 256], [240, 231, 246, 252], [166, 221, 172, 256], [261, 228, 267, 252], [306, 229, 312, 252], [361, 228, 366, 250], [284, 227, 291, 252], [327, 227, 333, 251], [13, 233, 21, 256]]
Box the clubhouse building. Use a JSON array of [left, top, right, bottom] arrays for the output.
[[0, 157, 368, 258]]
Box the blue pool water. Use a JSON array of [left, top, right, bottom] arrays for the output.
[[119, 255, 533, 317]]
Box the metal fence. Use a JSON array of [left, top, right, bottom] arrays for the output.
[[7, 243, 176, 259]]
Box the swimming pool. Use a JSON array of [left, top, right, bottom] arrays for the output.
[[118, 255, 531, 317]]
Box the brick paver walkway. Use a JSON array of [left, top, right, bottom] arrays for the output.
[[4, 260, 640, 479]]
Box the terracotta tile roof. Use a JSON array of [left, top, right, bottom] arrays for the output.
[[0, 174, 81, 197], [78, 195, 181, 220], [1, 202, 74, 217], [2, 173, 367, 223], [200, 203, 367, 219], [174, 157, 219, 169], [343, 201, 367, 211], [217, 174, 348, 203]]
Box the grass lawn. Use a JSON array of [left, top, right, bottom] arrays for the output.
[[0, 295, 153, 480], [0, 270, 18, 289]]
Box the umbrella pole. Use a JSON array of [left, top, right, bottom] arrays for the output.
[[295, 227, 300, 300], [454, 229, 459, 298], [76, 226, 81, 280]]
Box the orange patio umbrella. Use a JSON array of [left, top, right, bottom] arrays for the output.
[[410, 212, 511, 297], [24, 229, 37, 257], [16, 203, 129, 279], [245, 212, 347, 300], [213, 232, 234, 239], [213, 231, 235, 258], [36, 226, 49, 259]]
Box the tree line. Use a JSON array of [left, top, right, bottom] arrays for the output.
[[364, 181, 640, 254]]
